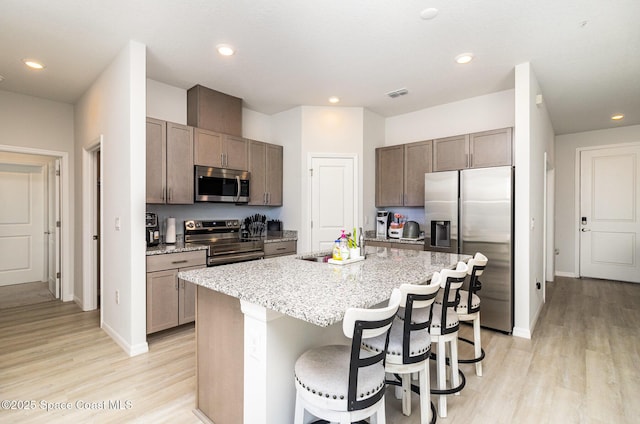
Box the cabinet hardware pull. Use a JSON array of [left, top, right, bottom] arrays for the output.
[[171, 260, 188, 264], [276, 247, 286, 251], [221, 153, 224, 167]]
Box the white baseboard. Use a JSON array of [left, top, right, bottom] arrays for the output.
[[512, 327, 532, 339], [555, 271, 577, 278], [101, 321, 149, 357]]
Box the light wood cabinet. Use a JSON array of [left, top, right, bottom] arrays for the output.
[[469, 127, 512, 168], [433, 128, 512, 171], [146, 118, 194, 204], [193, 128, 248, 170], [367, 239, 425, 251], [248, 140, 283, 206], [187, 84, 242, 136], [263, 240, 296, 258], [146, 118, 167, 204], [376, 145, 404, 207], [433, 134, 470, 172], [376, 141, 432, 207], [146, 250, 206, 334], [403, 140, 432, 206]]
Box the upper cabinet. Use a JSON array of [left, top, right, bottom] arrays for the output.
[[146, 118, 194, 205], [248, 140, 283, 206], [432, 135, 469, 172], [376, 145, 404, 207], [469, 128, 513, 168], [433, 128, 512, 171], [193, 129, 248, 170], [403, 140, 432, 206], [187, 84, 242, 137], [376, 140, 432, 207]]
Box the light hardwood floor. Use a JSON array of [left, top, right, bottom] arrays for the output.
[[1, 277, 638, 423]]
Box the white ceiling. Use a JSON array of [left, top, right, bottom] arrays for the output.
[[1, 0, 638, 135]]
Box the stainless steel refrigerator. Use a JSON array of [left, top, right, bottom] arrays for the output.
[[424, 166, 514, 333]]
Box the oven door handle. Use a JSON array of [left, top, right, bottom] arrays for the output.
[[208, 251, 264, 266], [235, 176, 241, 202]]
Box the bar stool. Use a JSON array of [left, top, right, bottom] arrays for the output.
[[293, 289, 401, 424], [429, 262, 468, 418], [455, 252, 488, 376], [362, 280, 440, 424]]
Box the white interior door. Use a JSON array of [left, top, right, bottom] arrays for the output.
[[0, 163, 45, 286], [579, 144, 640, 283], [47, 159, 61, 298], [310, 156, 357, 251]]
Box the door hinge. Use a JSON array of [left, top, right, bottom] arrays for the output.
[[56, 272, 61, 279], [55, 169, 61, 176], [309, 168, 313, 177], [56, 221, 61, 228], [311, 221, 313, 229]]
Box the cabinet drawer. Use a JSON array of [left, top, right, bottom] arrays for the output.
[[264, 241, 297, 258], [146, 250, 206, 272]]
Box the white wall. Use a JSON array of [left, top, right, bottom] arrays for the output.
[[363, 109, 385, 232], [75, 41, 148, 356], [0, 90, 74, 301], [555, 124, 640, 276], [513, 62, 555, 338], [146, 79, 187, 124], [385, 89, 515, 144], [298, 106, 365, 251]]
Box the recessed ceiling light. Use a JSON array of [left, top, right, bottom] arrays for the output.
[[420, 8, 439, 20], [455, 53, 474, 64], [328, 96, 340, 104], [611, 114, 624, 121], [23, 59, 45, 70], [216, 44, 235, 56]]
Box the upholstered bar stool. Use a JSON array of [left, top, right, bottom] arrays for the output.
[[455, 252, 488, 376], [293, 289, 401, 424], [362, 280, 441, 424], [429, 262, 468, 418]]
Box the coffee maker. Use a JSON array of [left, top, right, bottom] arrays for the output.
[[146, 212, 160, 247], [376, 211, 391, 238]]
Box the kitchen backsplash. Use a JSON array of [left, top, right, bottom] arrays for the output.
[[146, 203, 284, 239]]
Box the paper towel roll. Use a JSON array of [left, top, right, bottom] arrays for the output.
[[165, 217, 176, 244]]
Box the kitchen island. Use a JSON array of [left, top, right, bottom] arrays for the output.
[[179, 246, 470, 424]]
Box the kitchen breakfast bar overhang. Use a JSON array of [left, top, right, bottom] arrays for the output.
[[179, 247, 471, 424]]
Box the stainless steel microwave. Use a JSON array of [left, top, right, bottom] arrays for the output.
[[194, 166, 250, 203]]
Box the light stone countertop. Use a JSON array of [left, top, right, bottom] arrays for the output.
[[146, 242, 209, 256], [179, 246, 470, 327]]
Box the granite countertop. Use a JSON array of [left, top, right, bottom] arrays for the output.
[[179, 246, 470, 327], [146, 230, 298, 255], [146, 242, 209, 256], [263, 230, 298, 243]]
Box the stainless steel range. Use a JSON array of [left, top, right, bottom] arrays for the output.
[[184, 219, 264, 266]]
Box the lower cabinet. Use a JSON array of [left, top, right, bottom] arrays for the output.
[[367, 239, 425, 251], [264, 240, 297, 258], [146, 250, 206, 334]]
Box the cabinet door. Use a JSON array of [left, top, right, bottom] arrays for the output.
[[194, 128, 223, 167], [223, 135, 248, 170], [146, 269, 179, 334], [403, 140, 432, 206], [470, 128, 512, 168], [166, 122, 194, 204], [265, 143, 283, 206], [376, 146, 404, 207], [247, 140, 267, 205], [178, 264, 204, 325], [433, 135, 470, 172], [146, 118, 166, 204]]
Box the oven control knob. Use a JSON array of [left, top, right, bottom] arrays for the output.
[[185, 221, 195, 230]]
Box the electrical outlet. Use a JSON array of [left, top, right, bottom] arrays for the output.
[[115, 217, 121, 231], [115, 290, 120, 304]]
